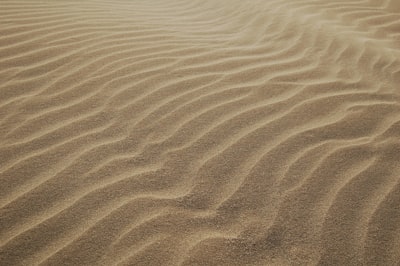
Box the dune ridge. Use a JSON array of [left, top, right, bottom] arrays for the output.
[[1, 0, 400, 265]]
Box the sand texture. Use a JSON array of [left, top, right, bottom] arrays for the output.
[[1, 0, 400, 265]]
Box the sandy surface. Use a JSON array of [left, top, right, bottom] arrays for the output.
[[1, 0, 400, 265]]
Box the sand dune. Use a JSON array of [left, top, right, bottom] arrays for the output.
[[1, 0, 400, 265]]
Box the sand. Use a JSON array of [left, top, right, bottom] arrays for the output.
[[0, 0, 400, 265]]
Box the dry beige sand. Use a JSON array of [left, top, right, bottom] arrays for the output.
[[1, 0, 400, 265]]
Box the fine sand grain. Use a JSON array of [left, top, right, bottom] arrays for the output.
[[1, 0, 400, 265]]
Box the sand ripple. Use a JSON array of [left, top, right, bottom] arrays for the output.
[[1, 0, 400, 265]]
